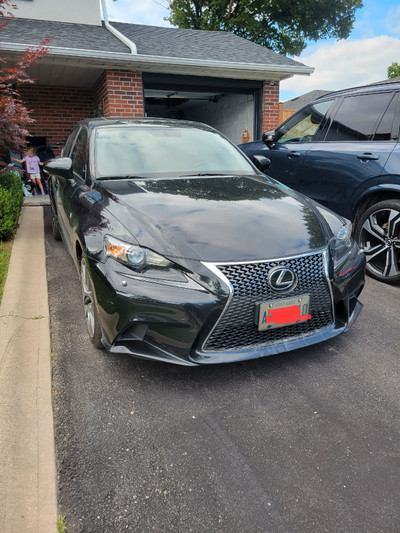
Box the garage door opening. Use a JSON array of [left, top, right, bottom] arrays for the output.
[[143, 74, 263, 145]]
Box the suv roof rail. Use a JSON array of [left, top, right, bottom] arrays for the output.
[[316, 78, 400, 101]]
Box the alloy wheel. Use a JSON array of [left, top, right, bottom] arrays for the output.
[[358, 203, 400, 282], [80, 257, 96, 339]]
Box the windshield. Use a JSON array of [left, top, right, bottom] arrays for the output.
[[95, 125, 255, 178]]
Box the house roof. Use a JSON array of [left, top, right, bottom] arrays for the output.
[[111, 22, 303, 68], [282, 90, 331, 110], [0, 18, 314, 86], [0, 18, 129, 53]]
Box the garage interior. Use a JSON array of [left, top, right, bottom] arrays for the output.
[[142, 73, 264, 145]]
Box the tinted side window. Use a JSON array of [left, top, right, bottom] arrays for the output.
[[62, 127, 80, 157], [373, 93, 397, 140], [70, 128, 88, 180], [325, 92, 393, 141], [276, 100, 333, 144]]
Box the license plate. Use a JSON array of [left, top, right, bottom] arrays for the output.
[[257, 295, 311, 331]]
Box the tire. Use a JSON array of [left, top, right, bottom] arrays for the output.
[[49, 191, 61, 241], [51, 209, 61, 241], [80, 256, 103, 349], [355, 199, 400, 284]]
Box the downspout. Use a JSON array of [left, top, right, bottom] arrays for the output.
[[100, 0, 137, 54]]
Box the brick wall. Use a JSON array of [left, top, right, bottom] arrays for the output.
[[262, 81, 280, 132], [18, 74, 278, 150], [19, 71, 144, 150], [93, 71, 144, 117], [19, 85, 94, 151]]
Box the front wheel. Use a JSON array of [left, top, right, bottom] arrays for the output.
[[80, 257, 103, 349], [355, 199, 400, 284], [51, 209, 61, 241]]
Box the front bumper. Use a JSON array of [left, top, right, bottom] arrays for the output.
[[88, 245, 365, 366]]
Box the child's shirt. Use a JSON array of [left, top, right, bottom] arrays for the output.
[[24, 155, 41, 174]]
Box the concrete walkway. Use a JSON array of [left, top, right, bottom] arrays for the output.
[[0, 202, 57, 532]]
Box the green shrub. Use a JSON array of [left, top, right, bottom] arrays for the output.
[[0, 171, 24, 241]]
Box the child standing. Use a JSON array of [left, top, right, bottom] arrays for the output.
[[13, 147, 45, 195]]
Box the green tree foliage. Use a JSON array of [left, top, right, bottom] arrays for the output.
[[387, 62, 400, 79], [0, 171, 23, 240], [166, 0, 363, 56]]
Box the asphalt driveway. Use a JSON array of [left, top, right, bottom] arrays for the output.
[[44, 207, 400, 533]]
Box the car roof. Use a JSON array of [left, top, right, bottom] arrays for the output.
[[316, 79, 400, 102], [77, 117, 216, 132]]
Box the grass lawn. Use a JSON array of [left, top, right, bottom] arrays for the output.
[[0, 240, 13, 305]]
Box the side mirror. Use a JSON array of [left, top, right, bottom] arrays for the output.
[[262, 129, 276, 146], [253, 155, 271, 172], [43, 157, 73, 181]]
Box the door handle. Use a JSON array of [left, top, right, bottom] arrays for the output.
[[288, 151, 301, 158], [357, 153, 380, 161]]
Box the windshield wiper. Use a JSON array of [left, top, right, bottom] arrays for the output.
[[97, 175, 148, 180], [183, 172, 224, 177]]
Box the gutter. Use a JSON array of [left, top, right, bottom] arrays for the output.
[[100, 0, 137, 55], [0, 42, 314, 77]]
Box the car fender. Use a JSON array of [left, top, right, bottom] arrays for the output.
[[351, 179, 400, 220]]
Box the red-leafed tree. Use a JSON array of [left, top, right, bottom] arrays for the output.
[[0, 0, 49, 151]]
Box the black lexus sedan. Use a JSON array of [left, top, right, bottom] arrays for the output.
[[44, 118, 365, 366]]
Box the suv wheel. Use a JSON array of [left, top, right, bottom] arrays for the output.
[[355, 199, 400, 283]]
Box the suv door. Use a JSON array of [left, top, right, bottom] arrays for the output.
[[264, 99, 334, 189], [298, 91, 397, 219]]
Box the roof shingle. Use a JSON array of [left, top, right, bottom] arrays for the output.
[[0, 18, 129, 53], [112, 22, 306, 67], [0, 17, 307, 69]]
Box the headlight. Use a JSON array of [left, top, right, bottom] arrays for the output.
[[104, 236, 172, 271], [330, 221, 353, 268]]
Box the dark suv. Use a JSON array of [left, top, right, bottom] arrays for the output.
[[239, 80, 400, 284]]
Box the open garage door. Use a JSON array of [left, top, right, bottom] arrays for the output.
[[143, 73, 263, 145]]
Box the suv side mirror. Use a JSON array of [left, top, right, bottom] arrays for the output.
[[252, 155, 271, 172], [262, 130, 276, 146], [44, 157, 73, 181]]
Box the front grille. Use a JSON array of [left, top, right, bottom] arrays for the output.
[[203, 251, 333, 352]]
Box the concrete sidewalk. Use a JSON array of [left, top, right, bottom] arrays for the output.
[[0, 204, 57, 532]]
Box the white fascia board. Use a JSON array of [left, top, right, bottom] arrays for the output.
[[0, 42, 314, 78]]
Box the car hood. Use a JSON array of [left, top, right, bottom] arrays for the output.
[[99, 174, 328, 262]]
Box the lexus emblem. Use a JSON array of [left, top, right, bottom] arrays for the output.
[[268, 267, 297, 292]]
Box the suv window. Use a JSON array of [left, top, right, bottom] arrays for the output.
[[325, 92, 394, 141], [70, 128, 88, 180], [276, 100, 334, 144], [373, 92, 398, 140]]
